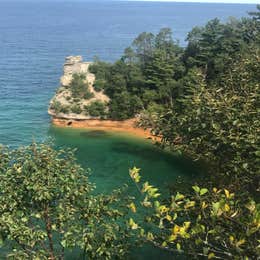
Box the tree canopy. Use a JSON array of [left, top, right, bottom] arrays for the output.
[[0, 143, 132, 259]]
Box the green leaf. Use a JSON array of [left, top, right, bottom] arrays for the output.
[[175, 192, 185, 201], [192, 185, 200, 193], [129, 167, 141, 183], [208, 253, 215, 259], [0, 235, 3, 247], [200, 188, 208, 196], [147, 232, 154, 241]]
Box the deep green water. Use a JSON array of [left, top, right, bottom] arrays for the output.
[[49, 126, 199, 193], [0, 126, 196, 259], [49, 126, 198, 259]]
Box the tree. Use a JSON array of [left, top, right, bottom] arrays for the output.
[[69, 74, 92, 99], [248, 4, 260, 21], [155, 28, 174, 51], [143, 47, 259, 193], [129, 168, 260, 259], [184, 17, 255, 81], [134, 8, 260, 258], [0, 143, 132, 259], [109, 91, 140, 120], [132, 32, 155, 66], [85, 100, 107, 118], [122, 47, 136, 65]]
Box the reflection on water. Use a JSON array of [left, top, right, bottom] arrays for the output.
[[80, 130, 111, 138], [111, 141, 199, 178]]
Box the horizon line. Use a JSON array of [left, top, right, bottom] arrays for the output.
[[0, 0, 258, 4], [126, 0, 258, 4]]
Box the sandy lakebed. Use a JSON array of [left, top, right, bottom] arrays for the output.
[[51, 117, 160, 141]]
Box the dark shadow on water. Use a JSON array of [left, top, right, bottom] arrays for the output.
[[111, 141, 161, 158], [80, 130, 110, 138], [111, 141, 201, 177]]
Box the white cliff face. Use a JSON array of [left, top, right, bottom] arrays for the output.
[[48, 56, 109, 120], [60, 56, 92, 87]]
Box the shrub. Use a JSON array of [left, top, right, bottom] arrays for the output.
[[65, 95, 71, 101], [85, 101, 107, 117], [0, 143, 133, 259], [83, 91, 94, 100], [71, 104, 82, 114], [129, 168, 260, 260], [93, 79, 106, 92], [73, 97, 81, 103], [60, 105, 70, 114], [50, 100, 70, 114], [50, 100, 62, 113], [69, 74, 90, 98]]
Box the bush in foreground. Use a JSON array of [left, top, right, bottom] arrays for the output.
[[129, 167, 260, 259], [0, 143, 131, 259]]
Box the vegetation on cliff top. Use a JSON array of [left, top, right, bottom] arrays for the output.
[[89, 6, 259, 121], [50, 73, 107, 118]]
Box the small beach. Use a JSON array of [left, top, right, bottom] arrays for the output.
[[51, 117, 159, 141]]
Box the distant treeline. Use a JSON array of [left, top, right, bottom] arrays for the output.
[[90, 5, 259, 121]]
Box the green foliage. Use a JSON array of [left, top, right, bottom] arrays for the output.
[[132, 32, 155, 66], [129, 168, 260, 259], [50, 100, 70, 114], [84, 100, 107, 118], [83, 91, 94, 100], [50, 100, 62, 113], [70, 104, 82, 114], [127, 7, 260, 259], [59, 105, 70, 114], [184, 15, 259, 81], [89, 6, 260, 122], [89, 59, 111, 80], [69, 74, 93, 99], [65, 95, 71, 101], [146, 48, 260, 194], [0, 143, 132, 259], [90, 28, 182, 120], [109, 92, 143, 120], [93, 79, 106, 92]]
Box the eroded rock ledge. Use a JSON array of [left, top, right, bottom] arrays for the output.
[[48, 56, 157, 140], [48, 56, 109, 120]]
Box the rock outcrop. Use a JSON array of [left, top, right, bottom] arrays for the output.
[[48, 56, 109, 120], [61, 56, 91, 86]]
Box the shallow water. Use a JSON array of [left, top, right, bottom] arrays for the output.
[[49, 126, 200, 193], [0, 1, 255, 147]]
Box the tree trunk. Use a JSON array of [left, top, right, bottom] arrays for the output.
[[44, 205, 55, 260]]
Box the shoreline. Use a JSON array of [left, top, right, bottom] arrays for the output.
[[51, 118, 160, 141]]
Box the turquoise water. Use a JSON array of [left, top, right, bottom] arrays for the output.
[[0, 1, 255, 147], [0, 0, 250, 197], [49, 127, 199, 193], [50, 126, 196, 259]]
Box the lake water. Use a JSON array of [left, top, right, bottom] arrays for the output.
[[0, 1, 256, 258], [0, 1, 255, 147]]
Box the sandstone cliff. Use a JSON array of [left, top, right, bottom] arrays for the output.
[[48, 56, 109, 120]]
